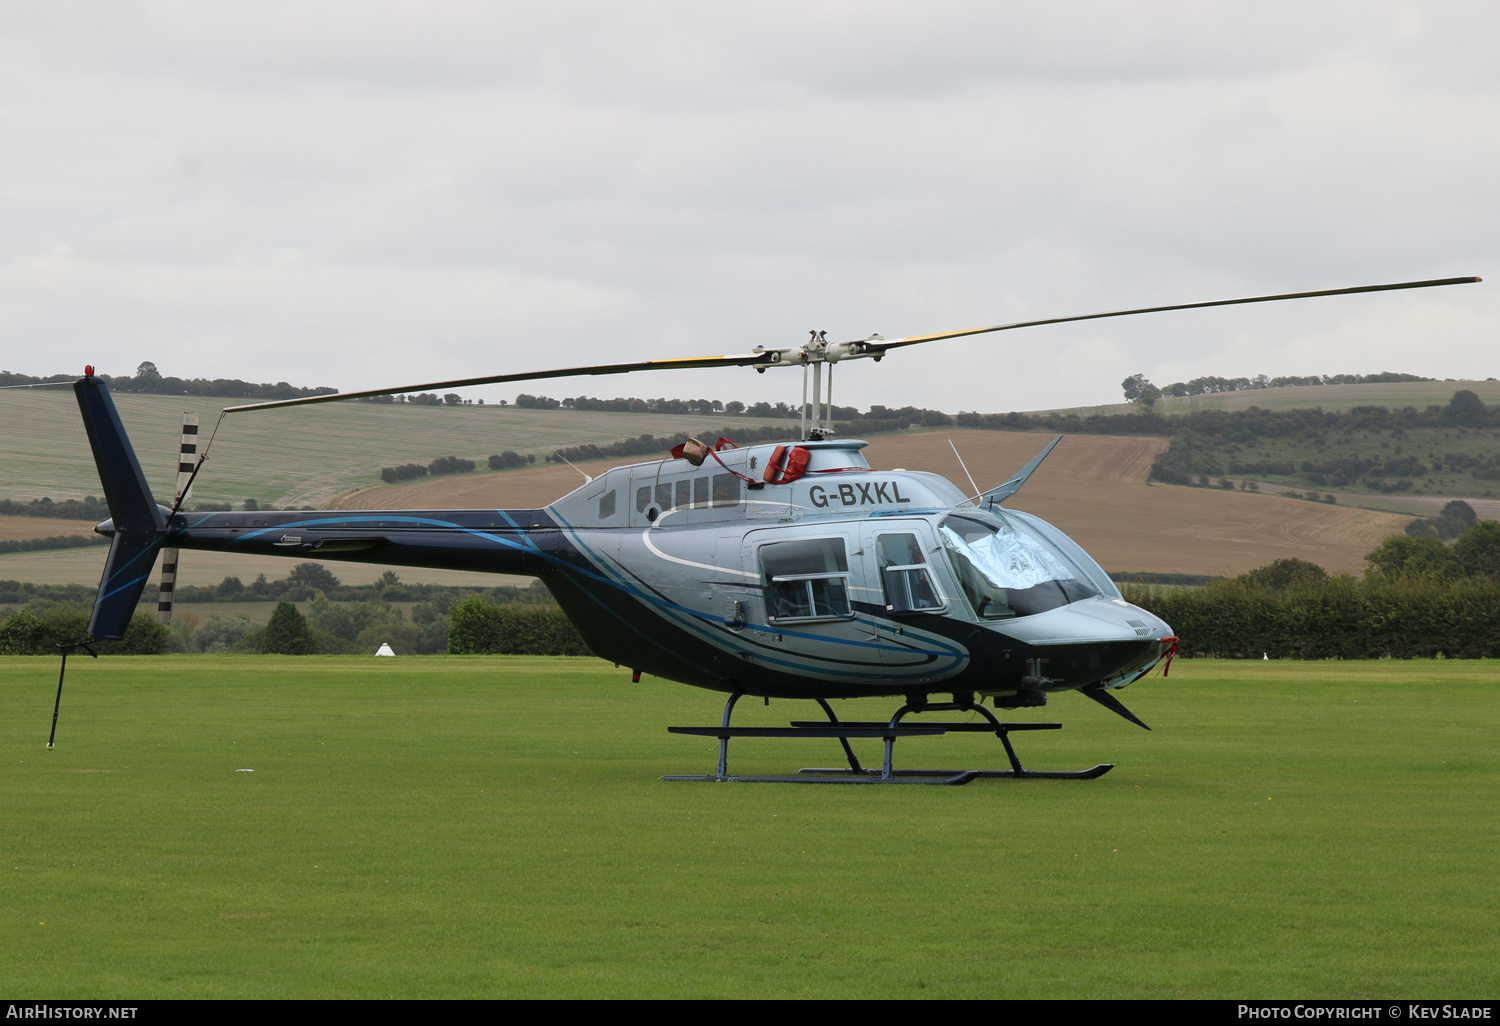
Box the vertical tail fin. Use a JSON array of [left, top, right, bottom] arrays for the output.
[[74, 371, 168, 640]]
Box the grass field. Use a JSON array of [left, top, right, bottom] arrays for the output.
[[1, 656, 1495, 998]]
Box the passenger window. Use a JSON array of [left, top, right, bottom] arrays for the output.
[[712, 473, 739, 508], [636, 486, 651, 512], [656, 483, 672, 510], [760, 538, 852, 622], [675, 480, 691, 509], [877, 533, 943, 614], [599, 490, 616, 519], [693, 477, 709, 508]]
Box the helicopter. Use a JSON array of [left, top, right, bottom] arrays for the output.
[[69, 275, 1480, 784]]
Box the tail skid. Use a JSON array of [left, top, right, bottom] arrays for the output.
[[75, 373, 168, 640]]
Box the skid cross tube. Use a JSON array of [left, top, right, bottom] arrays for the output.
[[663, 693, 1114, 784]]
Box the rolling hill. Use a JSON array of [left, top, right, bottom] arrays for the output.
[[8, 377, 1477, 584], [337, 428, 1410, 577], [1050, 378, 1500, 418], [0, 387, 791, 509]]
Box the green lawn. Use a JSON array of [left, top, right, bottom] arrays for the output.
[[1, 656, 1495, 998]]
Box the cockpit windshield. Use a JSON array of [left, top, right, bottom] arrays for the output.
[[939, 512, 1099, 618]]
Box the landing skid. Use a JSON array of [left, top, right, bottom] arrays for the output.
[[663, 693, 1114, 785]]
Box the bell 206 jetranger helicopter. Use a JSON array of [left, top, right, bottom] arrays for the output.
[[72, 276, 1479, 784]]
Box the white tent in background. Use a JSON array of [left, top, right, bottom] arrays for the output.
[[375, 643, 396, 657]]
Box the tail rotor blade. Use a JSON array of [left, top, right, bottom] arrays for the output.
[[157, 413, 199, 626], [157, 549, 179, 625]]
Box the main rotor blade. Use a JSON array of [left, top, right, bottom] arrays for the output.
[[221, 353, 774, 414], [860, 276, 1481, 355]]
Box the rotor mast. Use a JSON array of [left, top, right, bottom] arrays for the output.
[[759, 330, 886, 441]]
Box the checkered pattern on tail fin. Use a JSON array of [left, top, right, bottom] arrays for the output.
[[157, 413, 199, 626]]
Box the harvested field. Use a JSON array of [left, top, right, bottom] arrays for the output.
[[866, 430, 1408, 576], [336, 428, 1411, 576], [0, 516, 100, 543]]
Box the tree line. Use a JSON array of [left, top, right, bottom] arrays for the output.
[[0, 565, 579, 657], [1126, 522, 1500, 659], [1, 361, 337, 402], [8, 517, 1500, 659], [1122, 370, 1435, 402]]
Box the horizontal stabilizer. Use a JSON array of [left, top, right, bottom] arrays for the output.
[[1082, 686, 1152, 731]]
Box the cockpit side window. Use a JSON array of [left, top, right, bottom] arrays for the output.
[[876, 533, 944, 615], [759, 538, 852, 622]]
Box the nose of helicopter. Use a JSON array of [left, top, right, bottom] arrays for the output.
[[996, 596, 1173, 690], [1001, 595, 1169, 645]]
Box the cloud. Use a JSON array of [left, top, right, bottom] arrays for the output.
[[0, 1, 1495, 415]]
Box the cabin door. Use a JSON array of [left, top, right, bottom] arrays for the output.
[[741, 527, 884, 686]]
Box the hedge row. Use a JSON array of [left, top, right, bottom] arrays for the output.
[[0, 608, 170, 655], [446, 596, 590, 656], [1124, 577, 1500, 659]]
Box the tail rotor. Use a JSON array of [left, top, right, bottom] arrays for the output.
[[157, 413, 200, 625]]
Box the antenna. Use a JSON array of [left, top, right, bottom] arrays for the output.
[[553, 451, 593, 483], [949, 440, 981, 504]]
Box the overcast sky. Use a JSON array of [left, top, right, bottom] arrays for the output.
[[2, 1, 1496, 414]]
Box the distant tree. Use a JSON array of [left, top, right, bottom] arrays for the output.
[[0, 610, 42, 654], [1365, 535, 1454, 581], [287, 562, 341, 593], [1443, 390, 1488, 427], [1240, 558, 1329, 593], [1121, 373, 1153, 401], [195, 613, 255, 653], [447, 595, 501, 654], [1441, 500, 1478, 529], [1451, 521, 1500, 579], [217, 575, 245, 599], [261, 601, 315, 655], [443, 393, 462, 406], [135, 361, 162, 383], [115, 611, 171, 654], [428, 456, 476, 476]]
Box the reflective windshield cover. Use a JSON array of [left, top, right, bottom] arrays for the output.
[[939, 511, 1099, 618]]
